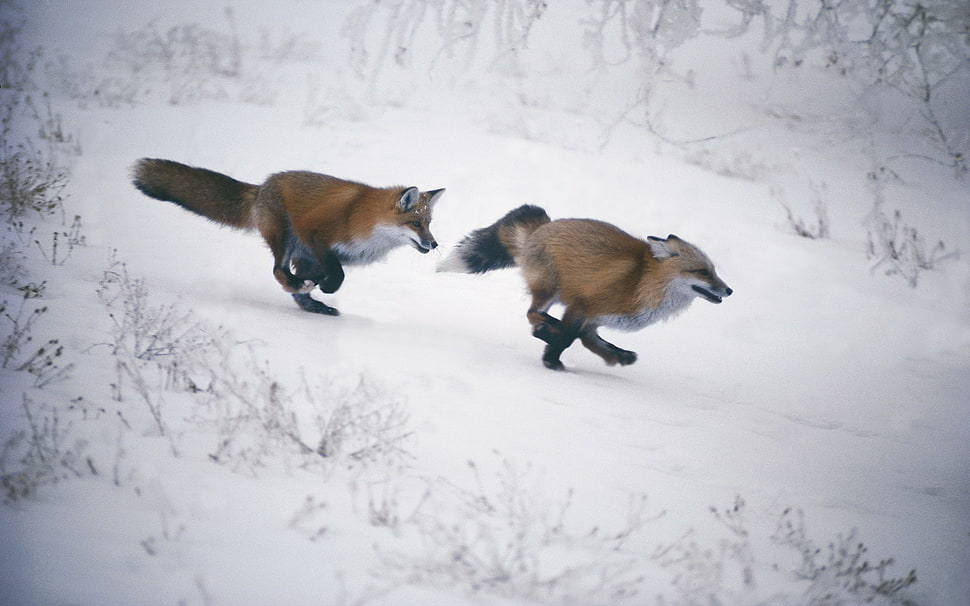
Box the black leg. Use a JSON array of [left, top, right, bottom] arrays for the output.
[[580, 330, 637, 366], [539, 316, 583, 371], [316, 251, 344, 294], [292, 292, 339, 316], [531, 312, 562, 344]]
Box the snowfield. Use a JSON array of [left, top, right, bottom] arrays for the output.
[[2, 1, 968, 605]]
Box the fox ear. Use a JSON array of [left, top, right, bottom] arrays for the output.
[[398, 187, 420, 212], [648, 236, 679, 259], [424, 188, 445, 207]]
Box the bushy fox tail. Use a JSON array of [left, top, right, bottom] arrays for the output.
[[437, 204, 551, 273], [131, 158, 259, 229]]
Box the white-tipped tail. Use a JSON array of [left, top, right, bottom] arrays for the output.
[[436, 246, 471, 273], [434, 205, 551, 275]]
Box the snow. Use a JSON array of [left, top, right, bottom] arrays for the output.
[[2, 1, 969, 605]]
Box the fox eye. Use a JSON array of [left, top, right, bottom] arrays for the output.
[[694, 269, 711, 278], [411, 221, 422, 228]]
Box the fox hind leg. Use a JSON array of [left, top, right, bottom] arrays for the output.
[[538, 308, 587, 371], [526, 289, 561, 344]]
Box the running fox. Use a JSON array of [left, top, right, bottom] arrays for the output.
[[438, 205, 732, 370], [131, 158, 445, 315]]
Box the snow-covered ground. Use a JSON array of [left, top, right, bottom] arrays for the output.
[[2, 1, 968, 605]]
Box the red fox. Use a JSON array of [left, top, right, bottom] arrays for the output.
[[438, 205, 732, 370], [131, 158, 445, 315]]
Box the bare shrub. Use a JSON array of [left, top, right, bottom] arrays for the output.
[[105, 9, 242, 105], [343, 0, 548, 86], [0, 4, 41, 92], [197, 358, 413, 476], [0, 97, 70, 220], [313, 374, 412, 468], [381, 457, 653, 604], [52, 10, 321, 108], [1, 296, 49, 369], [773, 508, 918, 605], [1, 395, 94, 502], [777, 181, 831, 240], [866, 208, 956, 287], [96, 253, 413, 475], [197, 347, 312, 474], [863, 167, 957, 286], [715, 0, 969, 173], [33, 214, 85, 266], [97, 252, 214, 363]]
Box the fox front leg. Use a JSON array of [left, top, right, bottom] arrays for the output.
[[291, 292, 339, 316], [312, 251, 344, 294], [580, 329, 637, 367], [287, 249, 343, 315]]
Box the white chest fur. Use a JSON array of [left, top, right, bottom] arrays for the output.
[[332, 224, 409, 265], [594, 279, 696, 332]]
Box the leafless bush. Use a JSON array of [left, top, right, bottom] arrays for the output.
[[313, 374, 412, 468], [773, 507, 918, 605], [0, 395, 94, 502], [51, 10, 321, 108], [97, 252, 214, 363], [15, 337, 73, 388], [656, 498, 918, 605], [33, 214, 85, 265], [0, 97, 70, 220], [657, 496, 755, 604], [96, 253, 217, 454], [776, 181, 831, 240], [97, 253, 413, 475], [381, 457, 654, 604], [0, 239, 28, 288], [864, 165, 957, 286], [866, 208, 955, 287], [717, 0, 969, 173], [0, 3, 41, 92], [197, 358, 413, 476], [105, 9, 242, 105], [1, 296, 49, 369], [343, 0, 548, 86], [196, 346, 313, 474]]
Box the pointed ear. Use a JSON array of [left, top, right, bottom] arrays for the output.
[[398, 187, 419, 212], [424, 188, 445, 207], [648, 236, 679, 259]]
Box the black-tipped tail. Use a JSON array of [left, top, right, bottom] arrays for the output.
[[438, 204, 550, 274]]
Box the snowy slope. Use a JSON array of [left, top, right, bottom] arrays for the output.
[[2, 1, 969, 605]]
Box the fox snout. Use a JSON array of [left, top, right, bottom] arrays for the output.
[[692, 281, 732, 304], [412, 234, 438, 254]]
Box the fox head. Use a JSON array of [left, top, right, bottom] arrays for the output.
[[647, 234, 733, 304], [396, 187, 445, 254]]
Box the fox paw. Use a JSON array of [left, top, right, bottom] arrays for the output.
[[292, 293, 339, 316], [614, 349, 637, 366], [542, 357, 566, 371]]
